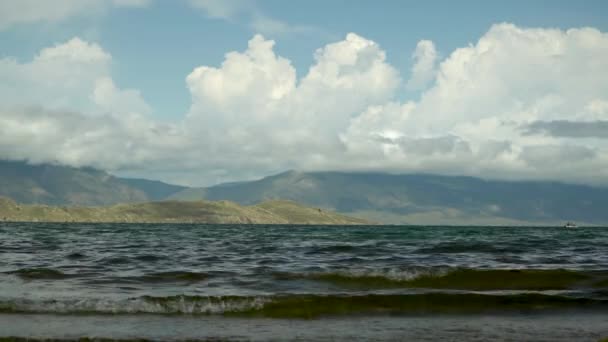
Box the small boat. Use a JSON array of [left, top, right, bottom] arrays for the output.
[[564, 222, 577, 228]]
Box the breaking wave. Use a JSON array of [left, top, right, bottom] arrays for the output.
[[276, 268, 608, 290], [0, 293, 606, 318], [0, 295, 267, 315]]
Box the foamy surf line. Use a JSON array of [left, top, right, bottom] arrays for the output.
[[275, 268, 608, 291], [1, 293, 607, 318]]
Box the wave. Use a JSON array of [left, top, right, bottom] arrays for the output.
[[0, 339, 142, 342], [276, 269, 608, 291], [134, 271, 209, 283], [99, 256, 130, 265], [5, 268, 71, 280], [0, 293, 606, 318], [595, 278, 608, 288], [307, 245, 361, 253], [415, 241, 522, 254], [274, 267, 450, 285], [66, 252, 87, 259], [0, 295, 267, 315], [134, 255, 163, 261], [0, 338, 223, 342], [4, 268, 209, 284], [7, 266, 607, 291]]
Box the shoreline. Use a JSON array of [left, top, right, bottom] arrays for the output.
[[0, 198, 370, 225]]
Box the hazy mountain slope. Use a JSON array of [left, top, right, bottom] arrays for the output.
[[120, 177, 187, 201], [0, 161, 181, 206], [170, 171, 608, 225], [0, 161, 147, 206], [0, 197, 369, 225]]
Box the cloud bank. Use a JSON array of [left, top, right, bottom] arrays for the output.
[[0, 0, 150, 30], [1, 23, 608, 186]]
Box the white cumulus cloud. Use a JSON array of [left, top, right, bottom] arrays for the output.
[[406, 40, 438, 90], [0, 38, 112, 111], [0, 36, 184, 171], [183, 32, 400, 173], [2, 24, 608, 186], [342, 23, 608, 182]]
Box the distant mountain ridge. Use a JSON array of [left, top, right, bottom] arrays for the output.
[[170, 170, 608, 225], [2, 161, 607, 225], [0, 160, 185, 206], [120, 177, 187, 201]]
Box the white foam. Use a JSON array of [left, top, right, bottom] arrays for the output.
[[312, 266, 453, 281], [0, 295, 269, 314]]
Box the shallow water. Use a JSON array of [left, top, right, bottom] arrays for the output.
[[1, 312, 607, 341], [1, 223, 607, 340]]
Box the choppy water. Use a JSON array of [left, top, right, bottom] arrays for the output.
[[1, 223, 607, 341]]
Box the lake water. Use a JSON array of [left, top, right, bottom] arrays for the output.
[[1, 223, 607, 341]]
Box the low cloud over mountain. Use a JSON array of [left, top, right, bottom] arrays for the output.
[[1, 24, 607, 186]]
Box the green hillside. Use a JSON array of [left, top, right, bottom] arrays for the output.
[[0, 197, 369, 225]]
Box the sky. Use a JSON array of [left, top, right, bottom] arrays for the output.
[[0, 0, 607, 186]]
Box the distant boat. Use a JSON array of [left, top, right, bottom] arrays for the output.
[[564, 222, 577, 228]]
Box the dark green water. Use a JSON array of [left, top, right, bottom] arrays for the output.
[[1, 223, 607, 341]]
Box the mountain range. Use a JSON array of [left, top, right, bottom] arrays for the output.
[[1, 160, 607, 225]]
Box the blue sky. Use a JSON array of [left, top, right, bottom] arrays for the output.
[[3, 0, 607, 120], [1, 1, 607, 186]]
